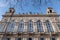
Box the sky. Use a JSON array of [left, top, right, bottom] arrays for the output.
[[0, 0, 60, 20]]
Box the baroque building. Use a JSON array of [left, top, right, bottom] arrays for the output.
[[0, 7, 60, 40]]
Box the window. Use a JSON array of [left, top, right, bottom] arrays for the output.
[[50, 9, 52, 13], [0, 24, 4, 32], [16, 38, 21, 40], [2, 37, 10, 40], [7, 38, 10, 40], [50, 38, 55, 40], [6, 20, 15, 32], [45, 20, 53, 32], [57, 24, 60, 30], [40, 38, 44, 40], [37, 20, 43, 32], [27, 20, 33, 32], [28, 38, 32, 40], [39, 37, 44, 40], [18, 20, 24, 32]]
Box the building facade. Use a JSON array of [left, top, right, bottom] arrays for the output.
[[0, 7, 60, 40]]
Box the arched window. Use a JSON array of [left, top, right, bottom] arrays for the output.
[[18, 20, 24, 32], [37, 20, 43, 32], [7, 20, 15, 32], [45, 20, 53, 32], [27, 20, 33, 32], [28, 38, 32, 40]]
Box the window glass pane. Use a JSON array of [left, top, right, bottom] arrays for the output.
[[6, 20, 15, 32], [46, 20, 53, 32], [18, 20, 24, 32], [27, 20, 33, 32], [37, 20, 43, 32]]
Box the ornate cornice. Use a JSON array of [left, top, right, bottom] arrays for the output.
[[2, 14, 60, 17]]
